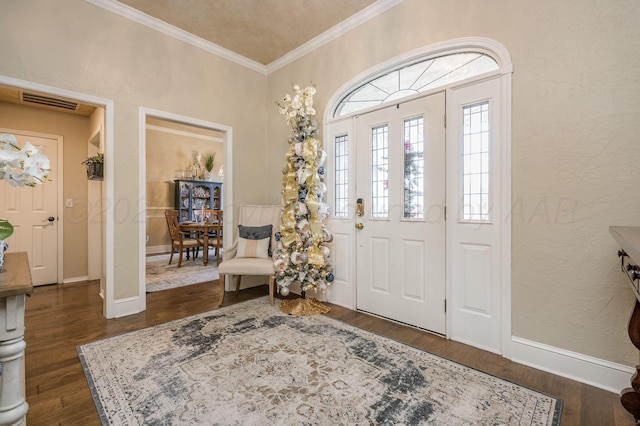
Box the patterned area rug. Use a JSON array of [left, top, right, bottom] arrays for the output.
[[146, 253, 219, 292], [78, 298, 562, 425]]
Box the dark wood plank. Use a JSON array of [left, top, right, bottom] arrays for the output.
[[24, 280, 635, 426]]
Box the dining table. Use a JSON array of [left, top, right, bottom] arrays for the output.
[[179, 221, 222, 266]]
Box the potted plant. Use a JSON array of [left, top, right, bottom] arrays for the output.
[[82, 152, 104, 181], [0, 220, 11, 271], [204, 153, 215, 181], [0, 220, 13, 241], [0, 219, 13, 272]]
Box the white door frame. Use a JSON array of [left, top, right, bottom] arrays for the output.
[[324, 37, 513, 356], [0, 74, 116, 318], [138, 107, 234, 310], [87, 125, 104, 284], [87, 126, 103, 294]]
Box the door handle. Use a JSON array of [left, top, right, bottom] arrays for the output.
[[47, 217, 55, 222], [355, 223, 364, 230]]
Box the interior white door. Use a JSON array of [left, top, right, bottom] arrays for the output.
[[0, 129, 59, 286], [355, 93, 446, 333]]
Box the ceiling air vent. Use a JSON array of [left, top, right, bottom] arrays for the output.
[[21, 92, 78, 111]]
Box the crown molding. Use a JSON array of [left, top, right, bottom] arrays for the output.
[[146, 124, 223, 143], [85, 0, 268, 74], [266, 0, 404, 73], [86, 0, 403, 76]]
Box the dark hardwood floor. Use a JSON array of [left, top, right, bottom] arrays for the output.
[[24, 279, 633, 425]]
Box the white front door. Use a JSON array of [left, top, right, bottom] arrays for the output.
[[355, 92, 446, 334], [0, 129, 59, 286]]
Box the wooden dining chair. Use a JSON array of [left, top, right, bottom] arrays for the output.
[[203, 209, 223, 265], [164, 209, 204, 267]]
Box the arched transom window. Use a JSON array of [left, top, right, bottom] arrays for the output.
[[334, 52, 498, 117]]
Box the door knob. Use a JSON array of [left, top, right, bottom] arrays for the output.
[[47, 217, 55, 222], [355, 223, 364, 230]]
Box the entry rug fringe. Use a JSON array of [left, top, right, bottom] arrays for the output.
[[78, 297, 562, 425]]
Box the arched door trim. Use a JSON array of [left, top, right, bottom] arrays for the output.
[[323, 36, 513, 358]]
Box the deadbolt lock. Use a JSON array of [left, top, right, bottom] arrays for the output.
[[356, 198, 364, 217]]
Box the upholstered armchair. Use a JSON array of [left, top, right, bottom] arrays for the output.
[[217, 205, 281, 306]]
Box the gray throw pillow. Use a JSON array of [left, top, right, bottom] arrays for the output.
[[238, 225, 273, 256]]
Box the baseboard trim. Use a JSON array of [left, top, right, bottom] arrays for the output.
[[62, 275, 89, 284], [147, 245, 170, 255], [511, 336, 634, 394], [113, 295, 144, 318]]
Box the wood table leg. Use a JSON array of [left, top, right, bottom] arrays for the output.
[[202, 232, 209, 266], [621, 300, 640, 423]]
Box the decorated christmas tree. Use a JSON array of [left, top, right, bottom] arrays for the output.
[[273, 84, 334, 313]]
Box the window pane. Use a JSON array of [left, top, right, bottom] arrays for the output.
[[371, 125, 388, 218], [335, 53, 498, 117], [462, 101, 490, 221], [334, 134, 348, 217], [404, 116, 424, 219]]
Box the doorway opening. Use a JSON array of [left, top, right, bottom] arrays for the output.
[[139, 108, 232, 307], [0, 74, 114, 317]]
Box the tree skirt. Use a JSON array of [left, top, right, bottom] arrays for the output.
[[146, 253, 219, 292], [78, 298, 562, 425]]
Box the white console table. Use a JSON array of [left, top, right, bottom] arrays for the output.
[[0, 252, 32, 426]]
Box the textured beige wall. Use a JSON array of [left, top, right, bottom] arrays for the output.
[[0, 103, 90, 280], [146, 126, 223, 248], [3, 0, 638, 366], [266, 0, 640, 365], [0, 0, 268, 299]]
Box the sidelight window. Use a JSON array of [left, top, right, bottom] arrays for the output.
[[334, 134, 349, 217], [461, 101, 490, 221]]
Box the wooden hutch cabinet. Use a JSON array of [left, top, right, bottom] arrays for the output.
[[174, 179, 222, 222]]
